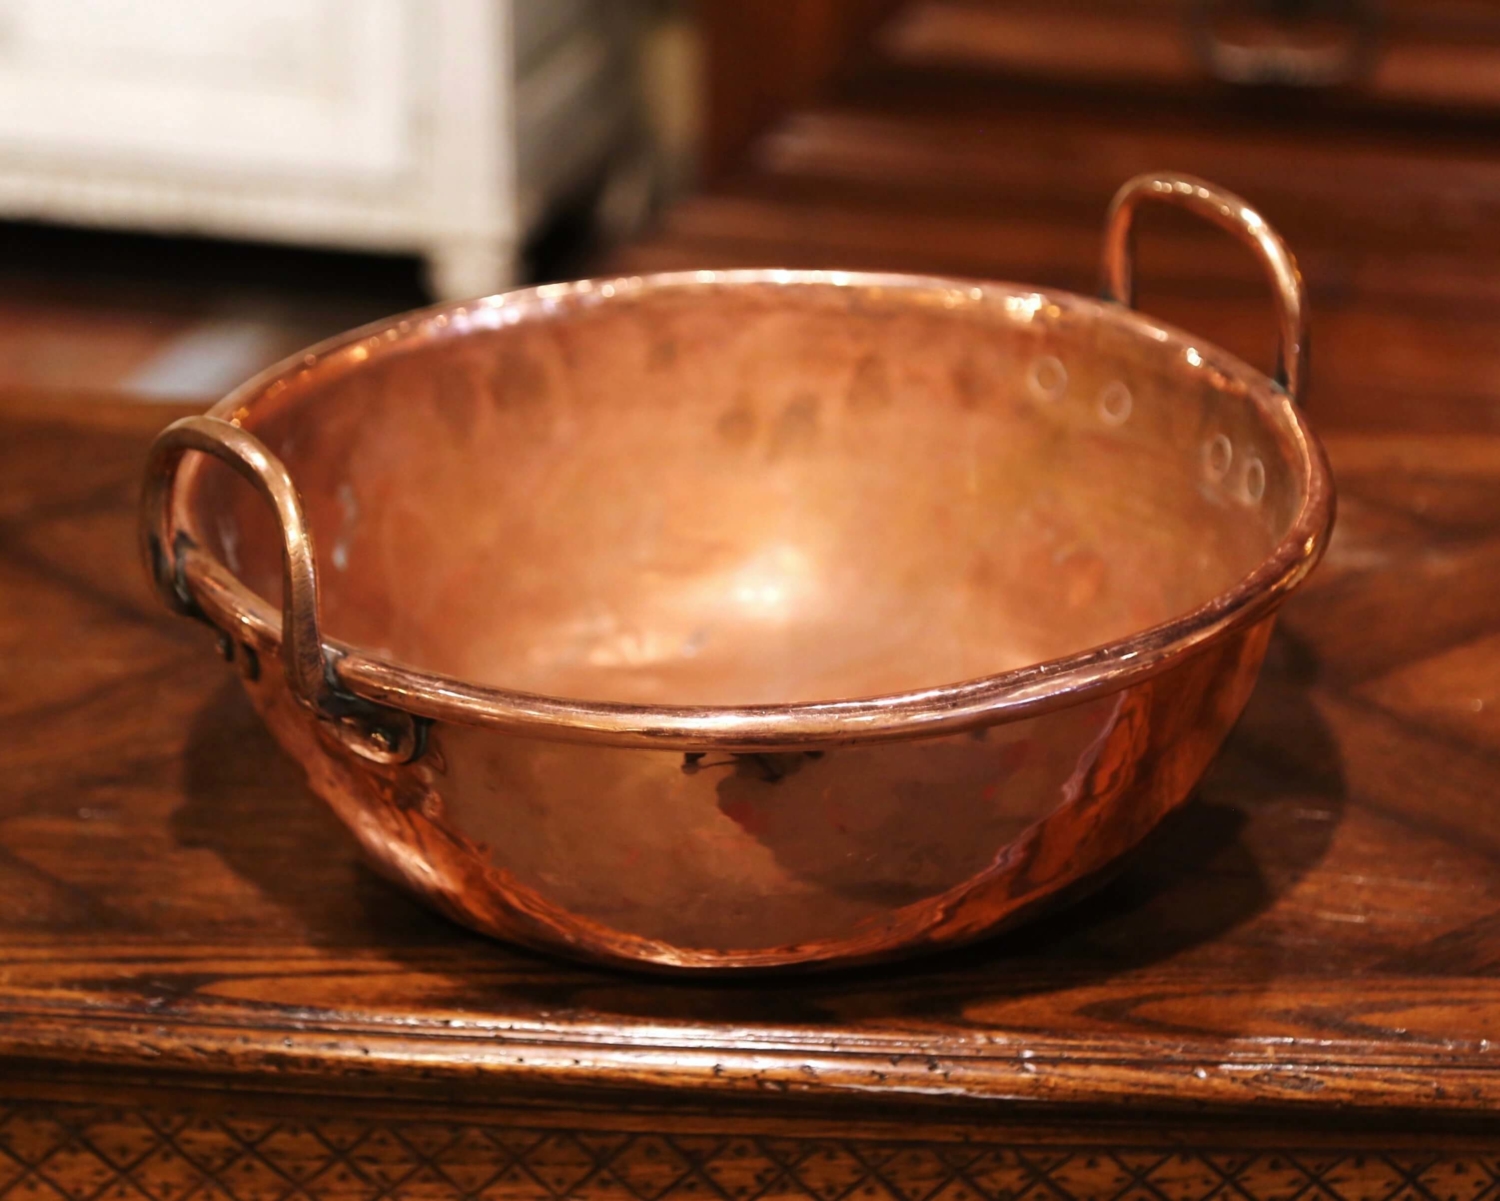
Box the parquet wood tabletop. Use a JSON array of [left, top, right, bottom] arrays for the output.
[[8, 1, 1500, 1189], [2, 380, 1499, 1193]]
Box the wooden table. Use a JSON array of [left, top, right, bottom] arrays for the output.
[[3, 389, 1500, 1199]]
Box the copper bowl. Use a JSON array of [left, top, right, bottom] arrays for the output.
[[141, 174, 1334, 971]]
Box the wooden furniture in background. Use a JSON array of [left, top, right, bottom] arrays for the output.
[[7, 0, 1500, 1188], [878, 0, 1500, 111], [3, 391, 1500, 1192], [634, 0, 1500, 435], [696, 0, 903, 178]]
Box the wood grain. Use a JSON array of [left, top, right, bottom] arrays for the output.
[[3, 392, 1500, 1157], [3, 1099, 1500, 1201], [9, 5, 1500, 1181]]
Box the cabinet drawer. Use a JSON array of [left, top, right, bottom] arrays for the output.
[[879, 0, 1500, 113]]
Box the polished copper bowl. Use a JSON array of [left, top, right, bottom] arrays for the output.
[[141, 174, 1333, 971]]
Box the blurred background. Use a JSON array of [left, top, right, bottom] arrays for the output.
[[2, 0, 1498, 433]]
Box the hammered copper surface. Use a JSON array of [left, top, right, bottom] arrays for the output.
[[142, 175, 1334, 970]]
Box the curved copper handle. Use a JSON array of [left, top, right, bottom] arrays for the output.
[[141, 415, 422, 763], [1100, 173, 1309, 404]]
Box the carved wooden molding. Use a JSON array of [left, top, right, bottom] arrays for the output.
[[2, 1101, 1496, 1201]]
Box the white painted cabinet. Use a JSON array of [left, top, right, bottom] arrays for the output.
[[0, 0, 640, 297]]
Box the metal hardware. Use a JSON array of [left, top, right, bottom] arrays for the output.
[[1100, 172, 1310, 403], [1189, 0, 1381, 89], [141, 415, 424, 765]]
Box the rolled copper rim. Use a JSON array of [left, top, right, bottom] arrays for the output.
[[172, 268, 1335, 752]]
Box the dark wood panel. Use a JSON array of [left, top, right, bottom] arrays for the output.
[[747, 100, 1500, 258], [0, 1097, 1498, 1201]]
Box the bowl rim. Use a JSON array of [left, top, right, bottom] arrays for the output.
[[180, 267, 1336, 750]]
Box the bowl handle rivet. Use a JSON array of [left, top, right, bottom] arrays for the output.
[[140, 415, 424, 765]]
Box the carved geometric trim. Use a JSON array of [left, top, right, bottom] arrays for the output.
[[0, 1103, 1495, 1201]]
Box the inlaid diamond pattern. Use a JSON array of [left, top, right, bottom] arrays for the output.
[[519, 1134, 598, 1198], [602, 1138, 692, 1201], [429, 1130, 512, 1196], [345, 1131, 422, 1191], [925, 1181, 982, 1201], [0, 1153, 22, 1196], [1418, 1158, 1494, 1201], [302, 1161, 381, 1201], [79, 1115, 162, 1172], [1303, 1155, 1414, 1201], [963, 1149, 1038, 1197], [125, 1146, 205, 1201], [7, 1174, 67, 1201], [254, 1127, 339, 1185], [34, 1141, 116, 1201], [696, 1138, 780, 1200], [1141, 1153, 1226, 1201], [93, 1181, 155, 1201], [216, 1151, 294, 1201], [387, 1164, 464, 1201], [476, 1163, 536, 1200], [1043, 1153, 1135, 1199], [868, 1146, 953, 1201], [786, 1143, 870, 1201], [1236, 1154, 1316, 1201], [0, 1118, 69, 1168], [166, 1121, 242, 1177], [0, 1103, 1494, 1201]]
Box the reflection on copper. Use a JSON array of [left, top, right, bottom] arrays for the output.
[[140, 174, 1334, 971]]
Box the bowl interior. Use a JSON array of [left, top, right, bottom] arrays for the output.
[[183, 276, 1307, 707]]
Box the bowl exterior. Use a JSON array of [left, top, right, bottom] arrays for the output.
[[232, 611, 1275, 970], [143, 208, 1333, 972]]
